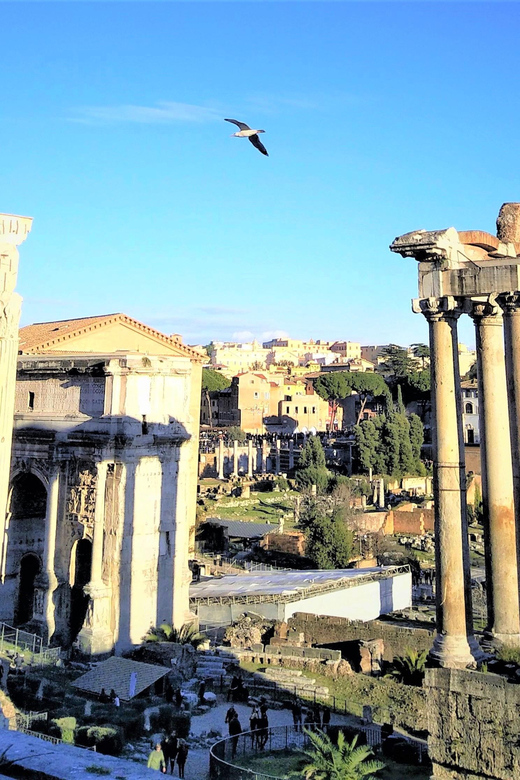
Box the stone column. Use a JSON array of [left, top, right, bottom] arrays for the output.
[[275, 439, 281, 474], [0, 215, 32, 531], [289, 440, 295, 470], [218, 439, 224, 480], [232, 440, 238, 477], [416, 296, 480, 667], [498, 293, 520, 541], [80, 461, 113, 655], [33, 462, 60, 642], [261, 441, 268, 474], [90, 461, 108, 586], [247, 439, 253, 477], [468, 299, 520, 645]]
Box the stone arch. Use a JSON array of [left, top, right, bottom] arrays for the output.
[[9, 472, 47, 520], [69, 538, 92, 642], [16, 553, 41, 625], [465, 402, 474, 414]]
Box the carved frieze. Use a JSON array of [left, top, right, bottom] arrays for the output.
[[66, 460, 97, 534]]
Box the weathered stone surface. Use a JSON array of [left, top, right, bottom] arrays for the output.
[[425, 667, 520, 779], [496, 202, 520, 245]]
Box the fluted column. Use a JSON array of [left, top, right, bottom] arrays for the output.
[[415, 296, 480, 667], [468, 298, 520, 644]]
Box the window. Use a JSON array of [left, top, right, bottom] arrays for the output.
[[28, 392, 35, 410], [254, 392, 259, 399], [465, 403, 473, 414], [295, 406, 299, 413], [286, 406, 290, 414], [312, 407, 316, 414], [304, 407, 307, 414]]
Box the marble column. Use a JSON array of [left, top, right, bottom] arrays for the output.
[[415, 296, 480, 667], [90, 461, 108, 586], [0, 215, 32, 532], [261, 441, 268, 474], [275, 439, 281, 474], [247, 439, 253, 477], [468, 299, 520, 645]]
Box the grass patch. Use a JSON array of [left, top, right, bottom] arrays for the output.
[[85, 767, 111, 776]]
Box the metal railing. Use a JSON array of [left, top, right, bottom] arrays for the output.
[[209, 723, 423, 780], [0, 622, 61, 665], [17, 726, 97, 751]]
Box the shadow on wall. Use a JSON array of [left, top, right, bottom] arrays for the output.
[[379, 577, 395, 615]]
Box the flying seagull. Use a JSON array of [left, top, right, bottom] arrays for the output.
[[224, 118, 269, 156]]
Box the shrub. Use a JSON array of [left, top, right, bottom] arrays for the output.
[[75, 725, 124, 756], [149, 707, 190, 739], [275, 476, 290, 491], [29, 719, 61, 739], [52, 716, 76, 744]]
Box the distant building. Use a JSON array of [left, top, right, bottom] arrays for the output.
[[461, 380, 479, 444]]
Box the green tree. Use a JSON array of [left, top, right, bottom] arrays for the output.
[[299, 730, 385, 780], [344, 372, 390, 425], [378, 344, 417, 380], [296, 436, 330, 492], [409, 413, 426, 474], [304, 512, 354, 568], [227, 425, 247, 443], [410, 343, 430, 368], [354, 411, 425, 478], [313, 373, 349, 430]]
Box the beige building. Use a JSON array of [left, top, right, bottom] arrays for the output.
[[5, 314, 202, 655], [210, 341, 269, 376]]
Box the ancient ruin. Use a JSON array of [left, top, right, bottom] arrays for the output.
[[391, 203, 520, 779]]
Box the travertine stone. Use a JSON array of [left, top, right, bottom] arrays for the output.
[[468, 298, 520, 645], [496, 202, 520, 245]]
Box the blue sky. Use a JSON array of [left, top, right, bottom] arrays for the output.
[[4, 2, 520, 349]]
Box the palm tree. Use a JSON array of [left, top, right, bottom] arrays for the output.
[[299, 730, 385, 780], [144, 622, 207, 649], [385, 648, 428, 686]]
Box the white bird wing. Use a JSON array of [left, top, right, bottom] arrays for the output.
[[224, 118, 251, 130], [249, 134, 269, 156]]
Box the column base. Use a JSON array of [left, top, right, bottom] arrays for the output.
[[76, 626, 115, 657], [429, 633, 485, 669], [484, 631, 520, 650]]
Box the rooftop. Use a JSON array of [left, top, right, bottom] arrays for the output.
[[72, 656, 170, 701]]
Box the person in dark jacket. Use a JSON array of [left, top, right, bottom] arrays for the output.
[[161, 731, 178, 774], [176, 738, 189, 779], [228, 713, 243, 758]]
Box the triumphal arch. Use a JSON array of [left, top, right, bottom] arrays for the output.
[[0, 214, 203, 655]]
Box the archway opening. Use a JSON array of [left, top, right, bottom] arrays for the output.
[[70, 539, 92, 642], [10, 473, 47, 519], [16, 554, 41, 625]]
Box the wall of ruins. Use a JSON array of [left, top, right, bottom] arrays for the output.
[[287, 612, 434, 661], [425, 668, 520, 779]]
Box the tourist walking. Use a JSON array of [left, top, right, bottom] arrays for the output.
[[198, 679, 206, 705], [227, 675, 239, 702], [161, 731, 178, 774], [176, 738, 189, 779], [290, 699, 302, 732], [147, 742, 167, 773], [228, 713, 243, 759], [258, 709, 269, 750], [225, 704, 238, 729], [322, 707, 331, 733]]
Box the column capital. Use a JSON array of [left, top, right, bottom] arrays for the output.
[[497, 291, 520, 314], [412, 296, 465, 322], [466, 295, 502, 324]]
